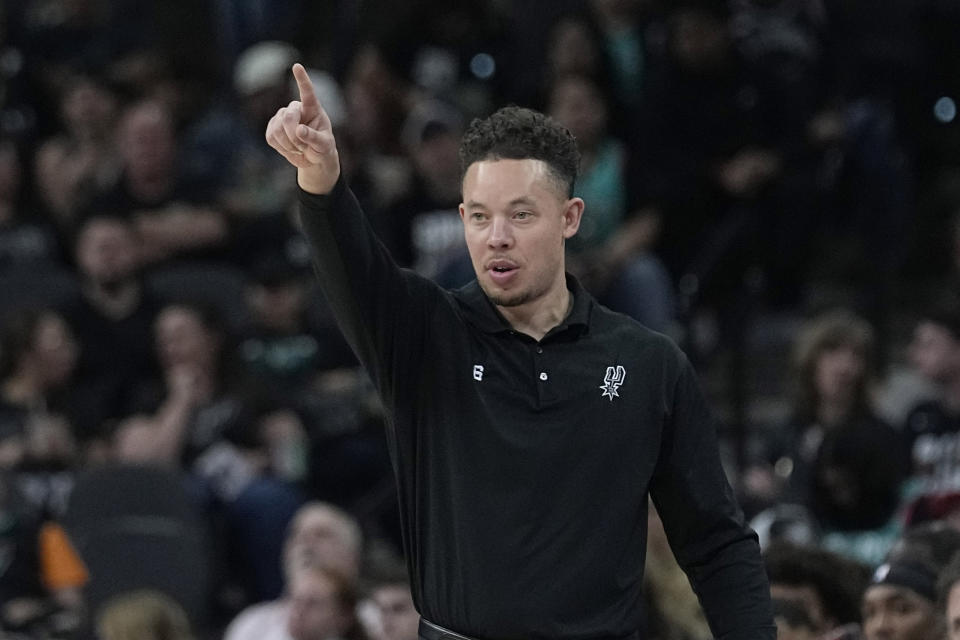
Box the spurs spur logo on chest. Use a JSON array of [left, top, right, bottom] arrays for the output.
[[600, 365, 626, 401]]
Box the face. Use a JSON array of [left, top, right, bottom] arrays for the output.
[[948, 583, 960, 640], [61, 77, 116, 137], [909, 321, 960, 383], [814, 344, 865, 407], [548, 76, 606, 149], [247, 281, 306, 333], [372, 584, 419, 640], [154, 307, 220, 372], [286, 570, 351, 640], [548, 18, 599, 77], [770, 584, 830, 633], [671, 9, 730, 71], [862, 585, 942, 640], [31, 314, 78, 388], [284, 506, 361, 580], [460, 159, 582, 310], [75, 218, 141, 285], [118, 101, 176, 179]]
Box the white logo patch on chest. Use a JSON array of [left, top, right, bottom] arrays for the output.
[[600, 365, 626, 401]]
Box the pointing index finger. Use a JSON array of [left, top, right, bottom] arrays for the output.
[[292, 63, 320, 117]]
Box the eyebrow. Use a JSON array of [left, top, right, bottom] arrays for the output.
[[464, 197, 537, 209]]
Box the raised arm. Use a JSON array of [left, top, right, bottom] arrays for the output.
[[265, 63, 340, 195]]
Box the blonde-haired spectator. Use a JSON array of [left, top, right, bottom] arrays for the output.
[[96, 589, 195, 640]]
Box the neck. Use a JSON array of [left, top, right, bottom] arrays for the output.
[[497, 276, 572, 342]]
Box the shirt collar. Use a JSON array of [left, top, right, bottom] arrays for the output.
[[454, 273, 592, 338]]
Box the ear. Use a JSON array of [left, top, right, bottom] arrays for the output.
[[458, 202, 466, 222], [562, 197, 585, 239]]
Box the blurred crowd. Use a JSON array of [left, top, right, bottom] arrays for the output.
[[2, 0, 960, 639]]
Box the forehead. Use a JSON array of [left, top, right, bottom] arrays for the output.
[[462, 158, 565, 204], [864, 584, 927, 607], [294, 508, 348, 537]]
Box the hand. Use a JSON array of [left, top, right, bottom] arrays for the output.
[[265, 63, 340, 194]]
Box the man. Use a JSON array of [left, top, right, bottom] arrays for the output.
[[65, 211, 161, 440], [266, 63, 774, 639], [363, 559, 420, 640], [862, 559, 945, 640]]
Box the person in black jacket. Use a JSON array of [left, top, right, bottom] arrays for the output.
[[265, 63, 774, 640]]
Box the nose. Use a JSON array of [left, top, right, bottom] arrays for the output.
[[487, 216, 513, 249]]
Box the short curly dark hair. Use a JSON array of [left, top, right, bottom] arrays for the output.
[[458, 105, 580, 197]]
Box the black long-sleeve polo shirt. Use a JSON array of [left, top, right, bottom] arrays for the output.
[[298, 180, 774, 640]]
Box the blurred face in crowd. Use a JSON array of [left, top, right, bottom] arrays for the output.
[[548, 75, 607, 150], [813, 344, 866, 409], [769, 584, 830, 635], [947, 582, 960, 640], [862, 585, 942, 640], [670, 9, 730, 72], [29, 313, 78, 389], [909, 321, 960, 384], [247, 280, 307, 334], [75, 217, 141, 287], [61, 76, 117, 139], [117, 100, 176, 181], [411, 127, 462, 199], [460, 159, 582, 310], [286, 567, 352, 640], [154, 306, 220, 373], [547, 18, 600, 78], [284, 504, 361, 581], [372, 584, 419, 640]]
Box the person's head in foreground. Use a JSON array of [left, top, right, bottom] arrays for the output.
[[458, 106, 584, 316], [862, 559, 944, 640]]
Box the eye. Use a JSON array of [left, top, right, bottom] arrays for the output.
[[514, 211, 532, 220], [469, 211, 486, 221]]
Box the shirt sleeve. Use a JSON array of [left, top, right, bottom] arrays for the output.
[[296, 179, 442, 403], [650, 356, 776, 640]]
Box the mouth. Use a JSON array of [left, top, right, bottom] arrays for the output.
[[485, 259, 519, 285]]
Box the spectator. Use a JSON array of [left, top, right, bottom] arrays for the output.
[[547, 72, 675, 331], [360, 557, 418, 640], [96, 589, 196, 640], [636, 2, 786, 306], [0, 139, 63, 272], [862, 558, 945, 640], [238, 251, 356, 400], [744, 310, 906, 520], [92, 99, 228, 264], [378, 100, 467, 284], [216, 41, 313, 218], [903, 295, 960, 496], [0, 309, 81, 510], [64, 211, 161, 444], [33, 72, 121, 229], [224, 502, 363, 640], [287, 565, 367, 640], [763, 541, 870, 640]]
